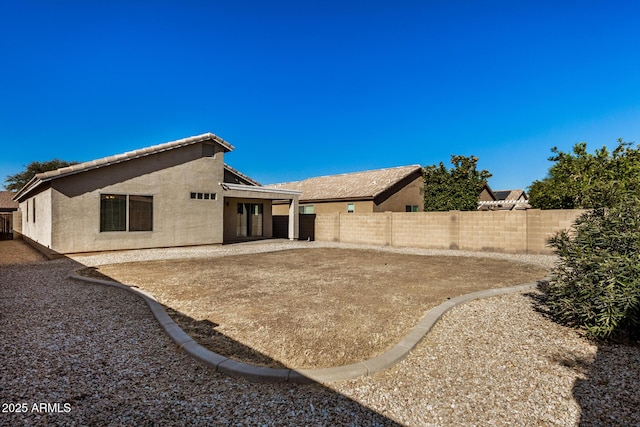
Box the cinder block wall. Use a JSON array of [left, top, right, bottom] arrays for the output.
[[458, 210, 529, 253], [391, 211, 458, 249], [526, 209, 584, 254], [315, 209, 585, 254], [338, 213, 390, 245], [315, 213, 340, 242]]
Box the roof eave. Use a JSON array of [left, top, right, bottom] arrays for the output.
[[13, 133, 233, 201], [13, 175, 46, 202], [274, 196, 375, 204]]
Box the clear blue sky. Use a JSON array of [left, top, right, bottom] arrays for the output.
[[2, 0, 639, 191]]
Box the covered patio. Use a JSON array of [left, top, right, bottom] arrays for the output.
[[220, 183, 301, 243]]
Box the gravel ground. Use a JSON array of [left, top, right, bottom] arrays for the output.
[[1, 240, 638, 426]]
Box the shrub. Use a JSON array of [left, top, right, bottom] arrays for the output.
[[543, 196, 640, 341]]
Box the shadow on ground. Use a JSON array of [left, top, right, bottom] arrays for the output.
[[79, 266, 288, 369], [572, 342, 640, 426], [0, 240, 401, 426], [526, 287, 640, 427]]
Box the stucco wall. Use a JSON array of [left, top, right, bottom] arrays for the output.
[[18, 189, 53, 249], [374, 176, 424, 212], [273, 200, 374, 215], [48, 143, 226, 253], [315, 209, 585, 254]]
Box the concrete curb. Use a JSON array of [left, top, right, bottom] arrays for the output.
[[69, 270, 547, 384]]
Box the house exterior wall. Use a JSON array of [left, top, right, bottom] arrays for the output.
[[46, 143, 226, 253], [18, 188, 53, 249], [374, 176, 424, 212], [314, 209, 585, 254], [478, 187, 495, 202], [12, 210, 22, 239], [273, 200, 374, 215]]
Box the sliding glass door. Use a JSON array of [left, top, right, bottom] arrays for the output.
[[236, 203, 263, 237]]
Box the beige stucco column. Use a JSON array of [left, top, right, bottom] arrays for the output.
[[288, 197, 299, 240]]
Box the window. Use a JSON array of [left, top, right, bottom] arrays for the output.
[[347, 203, 355, 213], [100, 195, 127, 232], [190, 192, 217, 201], [406, 205, 419, 212], [299, 205, 315, 214], [100, 194, 152, 232], [129, 195, 153, 231], [25, 200, 28, 222], [32, 198, 36, 223]]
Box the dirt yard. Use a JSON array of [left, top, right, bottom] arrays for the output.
[[81, 248, 548, 369], [0, 239, 46, 265]]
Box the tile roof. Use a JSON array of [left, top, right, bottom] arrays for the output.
[[267, 165, 423, 202], [494, 189, 528, 201], [14, 133, 234, 201], [36, 133, 233, 181], [0, 191, 18, 209]]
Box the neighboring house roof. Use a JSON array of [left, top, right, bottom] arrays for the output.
[[267, 165, 423, 204], [494, 189, 528, 202], [0, 191, 18, 211], [14, 133, 234, 202], [478, 183, 496, 202], [478, 189, 530, 210]]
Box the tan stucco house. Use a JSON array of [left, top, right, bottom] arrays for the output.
[[269, 165, 424, 215], [12, 133, 300, 254]]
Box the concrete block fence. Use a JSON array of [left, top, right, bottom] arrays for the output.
[[314, 209, 585, 254]]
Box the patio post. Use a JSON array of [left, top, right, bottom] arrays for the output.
[[288, 197, 299, 240]]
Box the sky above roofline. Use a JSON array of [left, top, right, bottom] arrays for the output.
[[2, 1, 639, 191]]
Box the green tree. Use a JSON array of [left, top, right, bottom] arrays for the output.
[[4, 159, 78, 192], [423, 155, 491, 211], [529, 139, 640, 209], [543, 194, 640, 341]]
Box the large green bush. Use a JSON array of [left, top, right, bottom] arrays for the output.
[[544, 196, 640, 341], [529, 140, 640, 210]]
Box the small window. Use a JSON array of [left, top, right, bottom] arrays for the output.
[[347, 203, 355, 213], [406, 205, 419, 212], [191, 192, 217, 201], [25, 200, 28, 222], [299, 205, 315, 214], [32, 198, 36, 223]]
